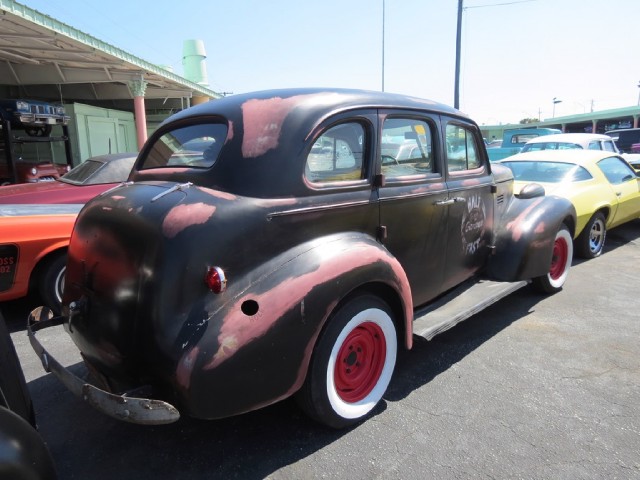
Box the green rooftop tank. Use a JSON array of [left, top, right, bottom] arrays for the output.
[[182, 39, 209, 87]]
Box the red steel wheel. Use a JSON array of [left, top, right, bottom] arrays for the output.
[[532, 224, 573, 294], [334, 321, 387, 403], [549, 234, 569, 281], [296, 294, 397, 428]]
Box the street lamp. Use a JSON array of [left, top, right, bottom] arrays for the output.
[[552, 97, 562, 118]]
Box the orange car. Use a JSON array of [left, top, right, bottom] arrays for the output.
[[0, 205, 80, 311]]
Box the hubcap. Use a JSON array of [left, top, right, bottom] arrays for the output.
[[55, 266, 66, 304], [334, 322, 386, 403], [589, 220, 605, 253], [549, 236, 569, 280]]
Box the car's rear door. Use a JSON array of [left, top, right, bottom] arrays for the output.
[[376, 111, 449, 308]]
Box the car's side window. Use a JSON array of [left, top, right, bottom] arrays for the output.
[[445, 124, 482, 172], [597, 156, 637, 184], [380, 118, 436, 179], [305, 122, 365, 184], [603, 141, 616, 152]]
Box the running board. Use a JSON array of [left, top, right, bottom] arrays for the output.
[[412, 279, 528, 341]]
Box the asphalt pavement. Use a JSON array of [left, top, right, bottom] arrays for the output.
[[4, 219, 640, 480]]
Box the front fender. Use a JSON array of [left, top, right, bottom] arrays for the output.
[[174, 232, 412, 420], [486, 194, 576, 281]]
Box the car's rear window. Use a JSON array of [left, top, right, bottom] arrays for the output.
[[140, 123, 228, 170], [501, 161, 593, 183], [521, 142, 582, 152], [62, 159, 103, 184]]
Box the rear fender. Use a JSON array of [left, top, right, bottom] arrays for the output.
[[487, 195, 576, 281], [175, 232, 412, 419]]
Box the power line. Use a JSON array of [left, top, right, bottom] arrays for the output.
[[465, 0, 536, 9]]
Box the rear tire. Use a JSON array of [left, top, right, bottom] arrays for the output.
[[296, 294, 397, 429], [532, 225, 573, 294], [38, 253, 66, 314], [576, 212, 606, 258]]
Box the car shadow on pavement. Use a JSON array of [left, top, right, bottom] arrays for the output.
[[601, 218, 640, 253], [385, 287, 542, 403], [29, 360, 349, 480]]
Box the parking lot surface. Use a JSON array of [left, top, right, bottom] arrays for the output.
[[4, 220, 640, 480]]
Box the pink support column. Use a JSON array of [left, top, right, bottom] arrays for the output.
[[129, 78, 148, 150]]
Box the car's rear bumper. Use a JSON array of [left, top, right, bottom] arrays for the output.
[[27, 307, 180, 425]]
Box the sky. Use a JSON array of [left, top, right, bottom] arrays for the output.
[[16, 0, 640, 126]]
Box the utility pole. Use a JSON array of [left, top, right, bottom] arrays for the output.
[[382, 0, 386, 92], [454, 0, 463, 109]]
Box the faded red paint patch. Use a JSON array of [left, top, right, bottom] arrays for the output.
[[176, 346, 199, 390], [506, 198, 544, 242], [203, 240, 413, 370], [197, 186, 237, 201], [241, 95, 302, 158], [227, 120, 234, 141], [461, 178, 482, 186], [162, 202, 216, 238], [409, 183, 446, 195]]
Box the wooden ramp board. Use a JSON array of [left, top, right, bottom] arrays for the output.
[[412, 279, 528, 341]]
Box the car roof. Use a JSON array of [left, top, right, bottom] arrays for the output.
[[523, 133, 613, 146], [135, 88, 473, 198], [162, 88, 466, 127], [501, 149, 623, 166]]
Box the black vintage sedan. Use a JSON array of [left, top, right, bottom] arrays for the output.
[[28, 89, 576, 428]]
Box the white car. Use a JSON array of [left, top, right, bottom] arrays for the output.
[[520, 133, 618, 153]]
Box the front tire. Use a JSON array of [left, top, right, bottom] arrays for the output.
[[296, 294, 397, 429], [532, 225, 573, 294], [576, 212, 606, 258]]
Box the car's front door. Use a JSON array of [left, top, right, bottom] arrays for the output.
[[440, 120, 495, 292], [597, 155, 640, 227], [376, 113, 449, 308]]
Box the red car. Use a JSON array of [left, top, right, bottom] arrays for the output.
[[0, 153, 136, 312], [0, 153, 137, 204], [0, 206, 79, 311]]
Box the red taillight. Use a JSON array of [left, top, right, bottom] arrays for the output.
[[205, 266, 227, 294]]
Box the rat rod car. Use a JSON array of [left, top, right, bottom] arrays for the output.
[[28, 89, 576, 428]]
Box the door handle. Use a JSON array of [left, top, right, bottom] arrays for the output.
[[435, 197, 465, 206]]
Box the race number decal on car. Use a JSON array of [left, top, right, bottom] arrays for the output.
[[0, 244, 18, 292]]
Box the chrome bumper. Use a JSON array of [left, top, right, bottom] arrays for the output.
[[27, 307, 180, 425]]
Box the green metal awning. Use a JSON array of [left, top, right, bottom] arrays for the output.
[[0, 0, 221, 111]]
